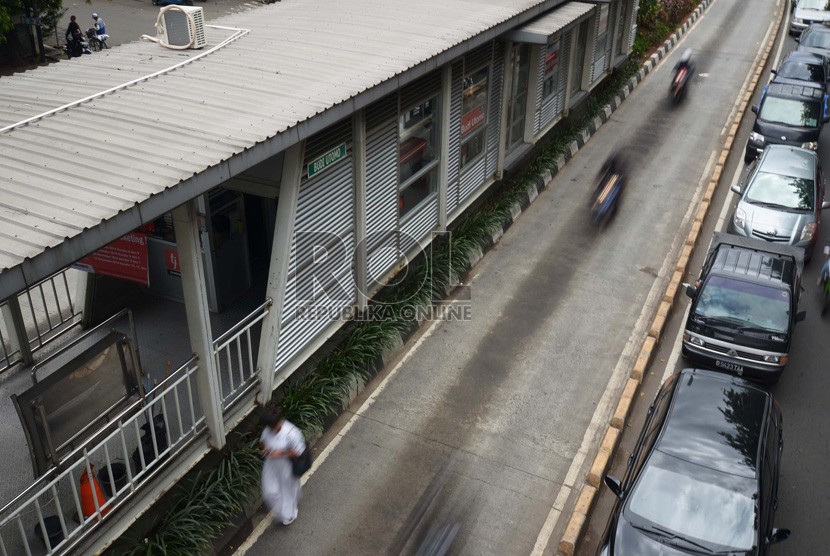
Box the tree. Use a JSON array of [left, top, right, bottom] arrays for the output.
[[0, 0, 65, 46]]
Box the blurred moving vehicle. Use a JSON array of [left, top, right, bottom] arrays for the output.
[[669, 48, 694, 103], [682, 233, 805, 384], [744, 81, 827, 163], [589, 151, 627, 227], [729, 144, 828, 260], [598, 368, 790, 556], [790, 0, 830, 35], [770, 50, 828, 92]]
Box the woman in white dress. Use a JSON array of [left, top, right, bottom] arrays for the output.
[[260, 410, 306, 525]]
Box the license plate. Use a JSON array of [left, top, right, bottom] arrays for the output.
[[715, 360, 744, 374]]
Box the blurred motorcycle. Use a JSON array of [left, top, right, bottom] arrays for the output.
[[670, 48, 694, 103], [589, 153, 627, 226]]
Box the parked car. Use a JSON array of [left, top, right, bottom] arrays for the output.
[[744, 81, 827, 163], [791, 0, 830, 35], [770, 50, 828, 92], [729, 144, 828, 260], [598, 368, 790, 556], [682, 233, 805, 384], [796, 23, 830, 59]]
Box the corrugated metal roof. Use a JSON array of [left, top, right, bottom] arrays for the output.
[[505, 1, 594, 44], [0, 0, 567, 300]]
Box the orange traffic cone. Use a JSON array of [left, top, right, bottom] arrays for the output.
[[80, 464, 109, 521]]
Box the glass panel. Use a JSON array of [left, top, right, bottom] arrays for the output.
[[399, 97, 439, 183], [461, 66, 489, 169], [542, 38, 560, 99], [399, 167, 437, 216]]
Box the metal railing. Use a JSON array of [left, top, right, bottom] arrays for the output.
[[212, 299, 271, 412], [0, 268, 83, 375], [0, 358, 204, 556]]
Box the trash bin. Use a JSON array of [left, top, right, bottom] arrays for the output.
[[98, 462, 128, 497], [34, 516, 64, 550]]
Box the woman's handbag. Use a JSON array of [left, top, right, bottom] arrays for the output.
[[291, 447, 312, 477]]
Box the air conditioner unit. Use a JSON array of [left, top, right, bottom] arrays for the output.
[[159, 6, 206, 49]]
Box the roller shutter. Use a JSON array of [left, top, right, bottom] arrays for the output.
[[400, 196, 439, 256], [275, 120, 356, 371], [448, 61, 463, 215], [486, 43, 504, 178], [365, 94, 400, 285]]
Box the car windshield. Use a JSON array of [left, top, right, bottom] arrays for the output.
[[695, 275, 790, 333], [800, 0, 830, 9], [801, 29, 830, 49], [759, 96, 821, 127], [746, 171, 814, 210], [627, 452, 757, 551], [778, 61, 824, 82]]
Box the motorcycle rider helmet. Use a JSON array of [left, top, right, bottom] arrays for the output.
[[92, 12, 98, 19]]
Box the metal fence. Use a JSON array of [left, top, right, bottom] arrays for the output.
[[0, 269, 83, 375], [0, 357, 204, 555], [212, 300, 270, 412]]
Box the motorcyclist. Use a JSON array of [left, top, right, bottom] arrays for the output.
[[673, 48, 695, 87], [590, 150, 627, 220], [92, 13, 107, 37], [65, 15, 83, 56]]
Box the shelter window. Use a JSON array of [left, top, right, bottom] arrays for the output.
[[399, 96, 440, 216], [542, 39, 560, 99], [460, 67, 489, 169]]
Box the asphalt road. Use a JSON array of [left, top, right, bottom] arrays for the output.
[[51, 0, 261, 49], [226, 0, 780, 555], [580, 2, 830, 555]]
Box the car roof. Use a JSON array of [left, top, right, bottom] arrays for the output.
[[656, 369, 770, 479], [765, 81, 826, 99], [781, 50, 826, 65], [758, 144, 818, 180], [709, 231, 805, 274]]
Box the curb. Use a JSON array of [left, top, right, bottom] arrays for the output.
[[555, 1, 787, 555]]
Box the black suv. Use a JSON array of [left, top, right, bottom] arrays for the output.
[[599, 368, 790, 556], [682, 233, 805, 383], [744, 81, 828, 163]]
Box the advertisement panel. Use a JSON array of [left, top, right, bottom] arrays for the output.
[[75, 232, 149, 285]]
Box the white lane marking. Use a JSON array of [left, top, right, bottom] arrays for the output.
[[721, 16, 778, 136], [663, 144, 752, 382], [233, 310, 451, 555]]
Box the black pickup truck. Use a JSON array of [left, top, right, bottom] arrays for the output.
[[682, 233, 806, 384]]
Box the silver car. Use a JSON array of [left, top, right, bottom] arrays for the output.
[[729, 145, 828, 260], [791, 0, 830, 35]]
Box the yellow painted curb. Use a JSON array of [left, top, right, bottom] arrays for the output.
[[559, 512, 586, 556], [631, 335, 657, 383], [611, 377, 640, 429], [648, 300, 671, 339], [587, 427, 621, 488]]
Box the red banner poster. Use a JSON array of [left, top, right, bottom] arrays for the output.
[[461, 105, 486, 137], [75, 232, 149, 285]]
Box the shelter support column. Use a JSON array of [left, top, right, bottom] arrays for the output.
[[172, 199, 226, 450], [354, 114, 369, 311], [1, 297, 33, 366], [255, 142, 304, 403]]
